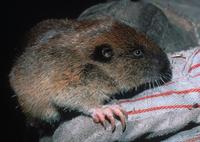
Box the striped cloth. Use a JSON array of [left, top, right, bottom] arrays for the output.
[[117, 47, 200, 141], [52, 47, 200, 142]]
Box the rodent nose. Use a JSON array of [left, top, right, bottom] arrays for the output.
[[153, 55, 170, 73], [158, 57, 171, 74]]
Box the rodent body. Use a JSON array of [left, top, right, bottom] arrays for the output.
[[9, 18, 171, 129]]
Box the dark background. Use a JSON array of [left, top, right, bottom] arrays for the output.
[[4, 1, 106, 141]]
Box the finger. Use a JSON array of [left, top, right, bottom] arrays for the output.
[[114, 105, 128, 119], [104, 109, 116, 132], [91, 109, 101, 123], [96, 112, 106, 129], [92, 114, 100, 123], [111, 108, 126, 132]]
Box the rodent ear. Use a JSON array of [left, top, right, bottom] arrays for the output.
[[90, 44, 114, 63]]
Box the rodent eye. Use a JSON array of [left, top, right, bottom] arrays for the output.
[[91, 44, 113, 63], [102, 47, 113, 58], [133, 49, 144, 57]]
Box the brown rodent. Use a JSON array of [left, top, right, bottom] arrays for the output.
[[9, 17, 171, 131]]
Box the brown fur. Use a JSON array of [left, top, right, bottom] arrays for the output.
[[9, 17, 171, 123]]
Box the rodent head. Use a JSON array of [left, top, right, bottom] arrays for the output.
[[42, 18, 172, 96], [78, 19, 171, 92]]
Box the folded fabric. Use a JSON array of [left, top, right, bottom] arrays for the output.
[[162, 126, 200, 142], [52, 47, 200, 142]]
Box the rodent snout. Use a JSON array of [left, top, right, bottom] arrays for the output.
[[156, 55, 172, 81], [151, 54, 171, 75]]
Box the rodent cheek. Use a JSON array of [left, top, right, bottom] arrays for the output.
[[140, 61, 160, 79], [147, 55, 164, 72]]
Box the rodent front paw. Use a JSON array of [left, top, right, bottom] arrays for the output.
[[90, 105, 127, 132]]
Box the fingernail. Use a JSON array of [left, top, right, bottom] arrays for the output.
[[101, 121, 106, 130], [122, 123, 126, 132], [112, 125, 116, 133]]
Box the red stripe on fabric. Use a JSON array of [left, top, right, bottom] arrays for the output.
[[127, 104, 200, 115], [119, 88, 200, 104], [188, 63, 200, 73], [192, 73, 200, 78], [164, 72, 200, 86], [194, 49, 200, 56], [163, 73, 200, 86], [184, 135, 200, 142]]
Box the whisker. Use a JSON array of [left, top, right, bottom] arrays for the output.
[[152, 81, 154, 89], [153, 81, 156, 89], [163, 73, 169, 80], [158, 80, 161, 87], [165, 72, 172, 79], [11, 95, 17, 98], [148, 82, 151, 89], [145, 82, 148, 90], [155, 80, 159, 87], [135, 86, 137, 91], [154, 80, 159, 91], [162, 74, 168, 80], [160, 77, 166, 84]]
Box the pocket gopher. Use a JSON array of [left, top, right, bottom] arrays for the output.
[[9, 17, 172, 132]]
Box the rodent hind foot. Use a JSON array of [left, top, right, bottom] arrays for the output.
[[90, 105, 127, 132]]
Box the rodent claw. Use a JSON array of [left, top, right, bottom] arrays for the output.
[[112, 124, 116, 132], [101, 121, 107, 130], [107, 115, 116, 132], [122, 122, 126, 132], [91, 105, 127, 132], [96, 111, 107, 129], [93, 115, 99, 123], [109, 105, 127, 132], [104, 108, 116, 132], [121, 108, 128, 119]]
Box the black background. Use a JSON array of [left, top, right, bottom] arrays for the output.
[[4, 1, 106, 141]]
